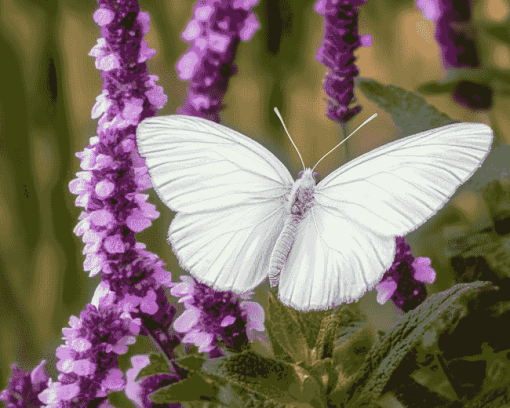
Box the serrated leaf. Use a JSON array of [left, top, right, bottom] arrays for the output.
[[151, 373, 221, 404], [295, 309, 330, 350], [135, 353, 171, 381], [355, 77, 457, 136], [198, 350, 324, 408], [288, 365, 327, 408], [175, 353, 208, 372], [309, 358, 336, 396], [344, 281, 497, 408], [328, 326, 375, 407], [201, 350, 296, 400], [107, 390, 138, 408], [266, 292, 310, 364], [312, 306, 365, 364]]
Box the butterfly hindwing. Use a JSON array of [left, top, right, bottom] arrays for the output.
[[136, 115, 294, 293], [278, 122, 492, 311], [277, 205, 395, 311]]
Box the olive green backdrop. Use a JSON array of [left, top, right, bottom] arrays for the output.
[[1, 0, 509, 397]]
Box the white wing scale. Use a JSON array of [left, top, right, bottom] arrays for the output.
[[138, 116, 493, 311], [136, 115, 293, 293], [278, 123, 493, 311], [315, 123, 493, 236]]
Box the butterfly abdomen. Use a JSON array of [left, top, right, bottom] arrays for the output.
[[268, 169, 316, 287], [268, 214, 302, 287]]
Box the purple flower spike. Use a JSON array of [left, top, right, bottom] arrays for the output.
[[37, 304, 141, 406], [315, 0, 369, 124], [375, 237, 437, 312], [171, 276, 265, 356], [176, 0, 261, 122], [416, 0, 492, 110], [0, 361, 49, 407], [5, 2, 184, 406], [125, 355, 181, 408]]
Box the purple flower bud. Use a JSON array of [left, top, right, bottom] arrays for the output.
[[315, 0, 369, 124], [416, 0, 492, 110], [0, 361, 50, 407], [375, 237, 436, 312], [170, 275, 265, 355], [176, 0, 261, 122]]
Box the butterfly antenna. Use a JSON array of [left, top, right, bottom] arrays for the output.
[[312, 113, 378, 172], [274, 107, 306, 171]]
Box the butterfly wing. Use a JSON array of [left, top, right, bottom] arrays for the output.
[[136, 115, 294, 293], [278, 123, 493, 311]]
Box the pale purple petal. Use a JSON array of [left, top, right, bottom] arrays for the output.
[[176, 51, 200, 80], [413, 257, 436, 283], [93, 8, 115, 26], [174, 307, 201, 333], [375, 279, 398, 305]]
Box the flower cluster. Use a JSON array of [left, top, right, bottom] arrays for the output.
[[2, 1, 179, 405], [170, 276, 265, 356], [0, 361, 49, 407], [176, 0, 261, 122], [375, 237, 436, 312], [1, 0, 483, 406], [416, 0, 492, 110], [38, 304, 141, 405], [315, 0, 371, 124]]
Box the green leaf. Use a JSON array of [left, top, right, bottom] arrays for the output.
[[288, 365, 328, 408], [107, 390, 138, 408], [479, 20, 510, 46], [151, 372, 221, 404], [201, 350, 296, 400], [328, 326, 375, 407], [309, 358, 337, 397], [266, 292, 310, 364], [418, 67, 510, 99], [388, 373, 458, 408], [198, 350, 327, 408], [416, 80, 458, 96], [135, 353, 171, 381], [294, 309, 330, 351], [317, 306, 365, 363], [175, 353, 208, 372], [344, 281, 497, 408], [355, 77, 457, 136]]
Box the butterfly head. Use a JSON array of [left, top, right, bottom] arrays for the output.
[[298, 169, 321, 184]]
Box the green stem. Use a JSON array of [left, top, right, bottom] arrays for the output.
[[341, 123, 350, 162]]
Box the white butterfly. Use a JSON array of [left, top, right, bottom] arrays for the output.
[[136, 112, 493, 312]]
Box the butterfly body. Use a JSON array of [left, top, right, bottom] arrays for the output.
[[136, 115, 493, 311], [269, 168, 317, 287]]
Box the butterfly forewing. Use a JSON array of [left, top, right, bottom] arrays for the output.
[[136, 115, 294, 293], [314, 123, 493, 237], [279, 122, 492, 311]]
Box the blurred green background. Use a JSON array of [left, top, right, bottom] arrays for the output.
[[1, 0, 509, 398]]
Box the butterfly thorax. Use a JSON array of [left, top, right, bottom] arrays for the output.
[[287, 168, 316, 217]]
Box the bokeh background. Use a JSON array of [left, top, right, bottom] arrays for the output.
[[1, 0, 510, 399]]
